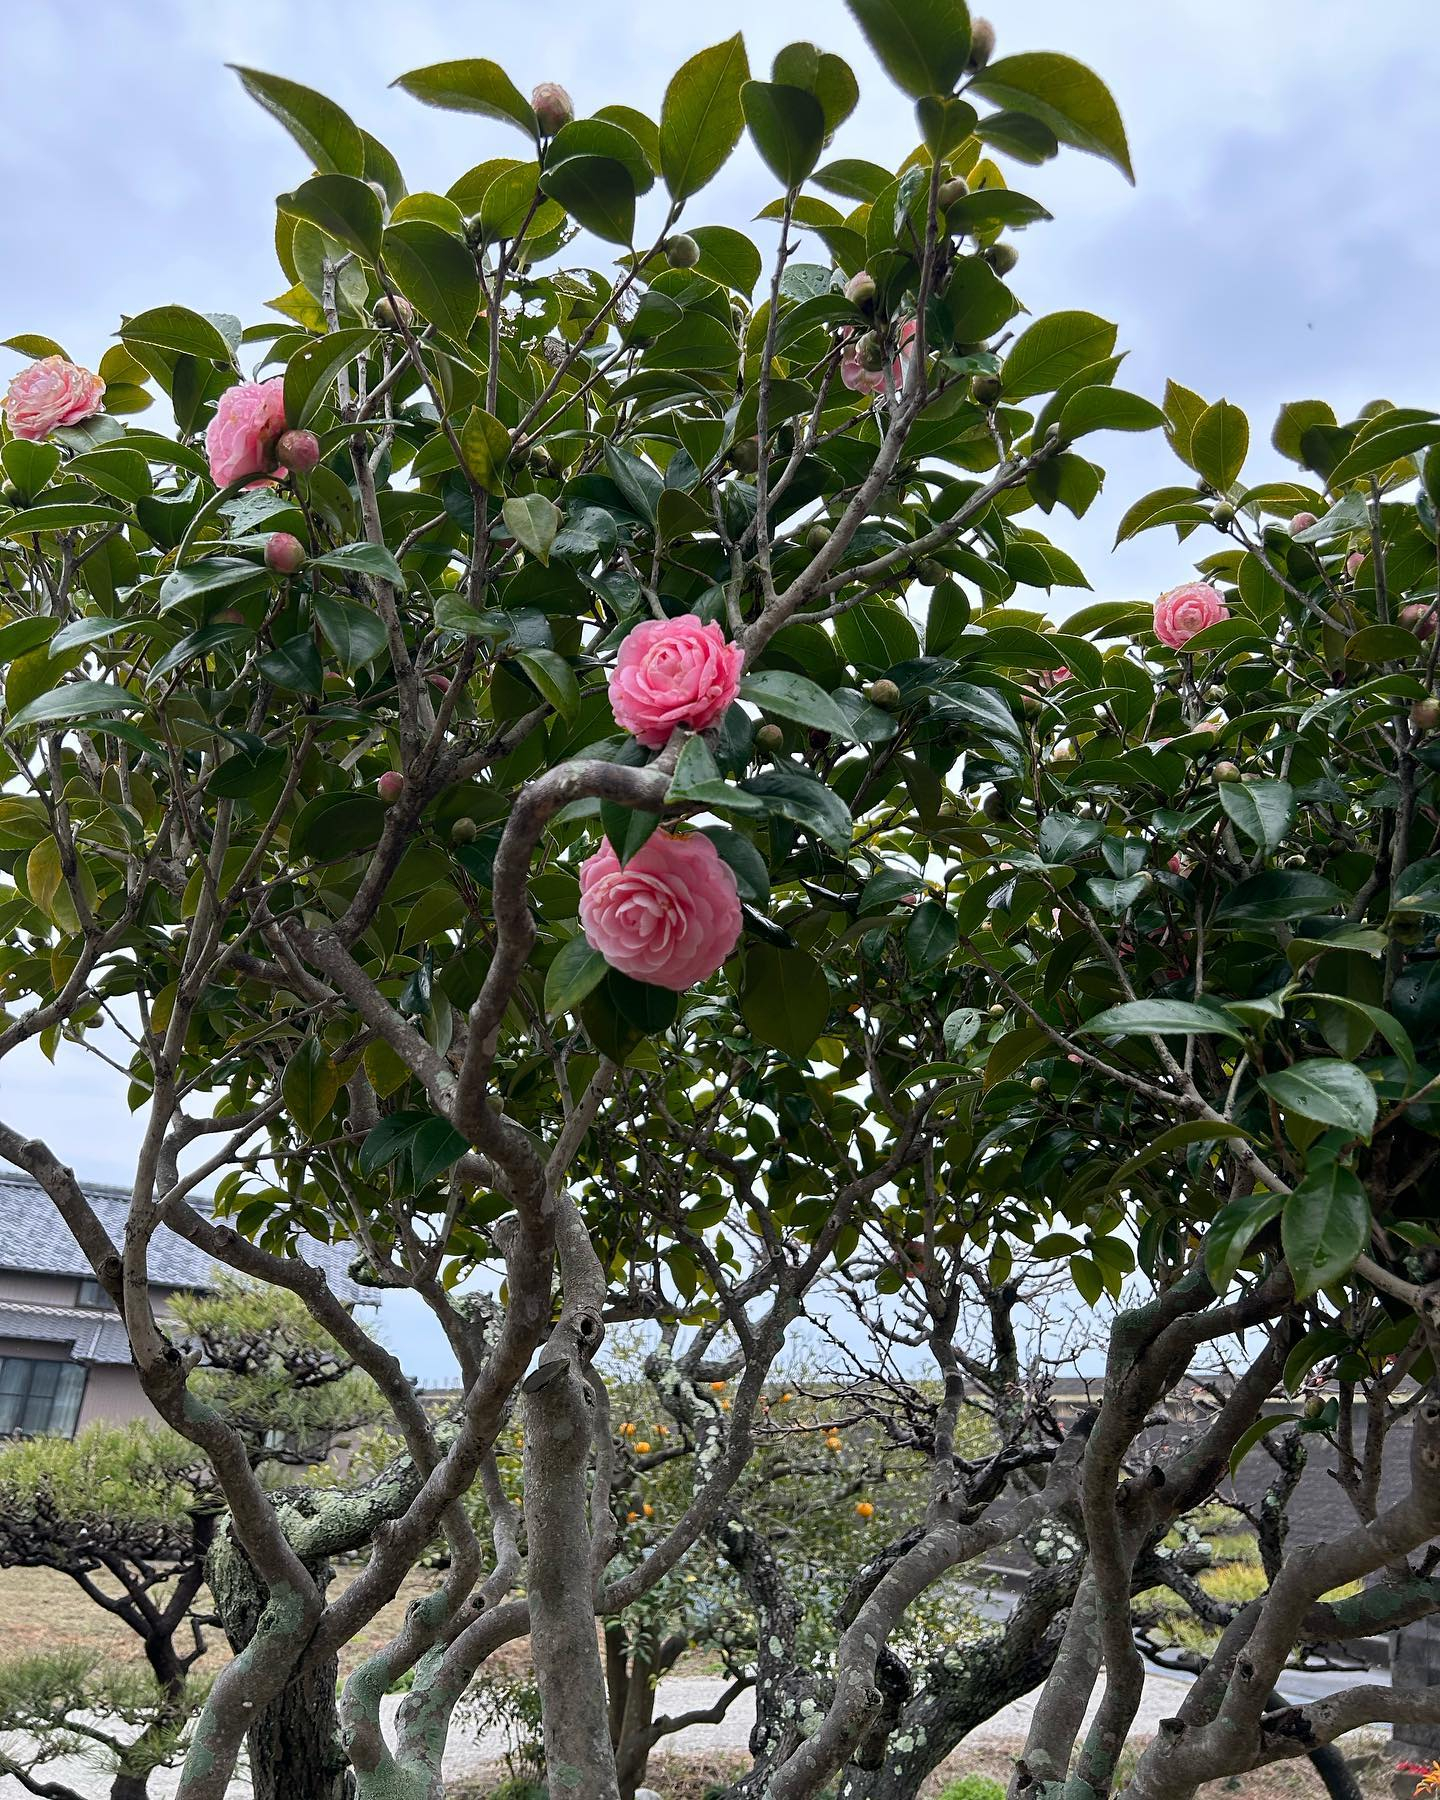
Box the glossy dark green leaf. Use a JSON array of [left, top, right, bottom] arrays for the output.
[[539, 154, 637, 245], [381, 220, 480, 340], [845, 0, 972, 100], [1282, 1161, 1371, 1296], [741, 82, 826, 190], [232, 66, 365, 175], [278, 174, 384, 260], [659, 35, 750, 201], [1259, 1062, 1378, 1140], [392, 59, 537, 139], [741, 945, 829, 1057], [970, 52, 1133, 181]]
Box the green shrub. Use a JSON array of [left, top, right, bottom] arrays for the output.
[[939, 1777, 1007, 1800]]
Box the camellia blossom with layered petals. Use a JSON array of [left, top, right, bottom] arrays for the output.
[[579, 831, 741, 992], [608, 614, 743, 749], [840, 319, 916, 397], [3, 356, 105, 440], [1153, 582, 1229, 649], [205, 379, 288, 488]]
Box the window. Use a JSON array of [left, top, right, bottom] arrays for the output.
[[0, 1358, 86, 1437], [75, 1278, 116, 1310]]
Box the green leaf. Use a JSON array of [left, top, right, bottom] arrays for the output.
[[290, 791, 387, 861], [313, 593, 387, 672], [844, 0, 972, 100], [741, 82, 826, 190], [740, 670, 855, 739], [310, 541, 406, 587], [1001, 312, 1118, 401], [50, 616, 133, 656], [1344, 625, 1425, 664], [741, 945, 829, 1057], [391, 59, 537, 139], [659, 35, 751, 201], [158, 556, 268, 612], [282, 1036, 341, 1137], [917, 95, 979, 158], [550, 118, 655, 194], [257, 633, 323, 695], [1229, 1411, 1300, 1478], [1190, 399, 1249, 492], [514, 648, 580, 723], [1218, 779, 1295, 855], [1058, 387, 1165, 440], [459, 408, 513, 495], [1272, 399, 1336, 466], [3, 503, 127, 537], [1301, 994, 1416, 1079], [283, 327, 376, 430], [698, 826, 770, 905], [1282, 1161, 1371, 1297], [1110, 1119, 1256, 1200], [539, 154, 637, 245], [608, 972, 679, 1035], [905, 899, 956, 972], [1216, 870, 1345, 926], [231, 66, 365, 175], [381, 221, 480, 340], [409, 1117, 470, 1188], [278, 174, 384, 260], [742, 767, 853, 851], [6, 680, 146, 734], [1, 439, 61, 502], [601, 797, 662, 866], [1113, 486, 1211, 545], [502, 494, 561, 565], [1329, 419, 1440, 488], [544, 934, 609, 1018], [120, 304, 236, 364], [1079, 999, 1246, 1042], [1259, 1061, 1378, 1141], [970, 52, 1133, 182], [147, 621, 252, 685]]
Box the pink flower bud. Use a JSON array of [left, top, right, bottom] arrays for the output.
[[1346, 551, 1365, 578], [1290, 511, 1317, 535], [276, 428, 322, 475], [531, 82, 574, 136], [377, 772, 405, 805], [1401, 603, 1438, 642], [264, 531, 306, 576], [843, 270, 878, 311], [428, 674, 451, 693]]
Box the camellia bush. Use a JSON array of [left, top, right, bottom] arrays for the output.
[[3, 2, 1440, 1797]]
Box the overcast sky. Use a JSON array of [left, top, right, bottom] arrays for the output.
[[2, 1, 1438, 1377]]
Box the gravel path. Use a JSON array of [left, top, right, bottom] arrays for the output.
[[0, 1666, 1376, 1796]]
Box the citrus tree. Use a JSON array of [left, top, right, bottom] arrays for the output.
[[3, 2, 1440, 1798]]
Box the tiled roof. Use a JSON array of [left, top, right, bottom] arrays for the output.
[[0, 1171, 368, 1306], [0, 1300, 132, 1365]]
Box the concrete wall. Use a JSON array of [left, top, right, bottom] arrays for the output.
[[0, 1272, 81, 1305], [75, 1363, 159, 1429]]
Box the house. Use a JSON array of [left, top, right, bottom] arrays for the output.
[[0, 1170, 367, 1438]]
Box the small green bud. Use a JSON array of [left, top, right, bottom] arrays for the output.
[[1210, 502, 1235, 526], [1412, 696, 1440, 732], [730, 437, 761, 474], [1213, 761, 1242, 783], [967, 18, 997, 69], [866, 678, 901, 709], [937, 176, 969, 208], [755, 722, 785, 752], [450, 816, 479, 845], [373, 294, 415, 331], [805, 522, 832, 553], [857, 331, 887, 373], [984, 242, 1019, 276], [970, 372, 1002, 406], [916, 558, 946, 586], [664, 233, 700, 269], [1029, 1074, 1049, 1094], [988, 1002, 1006, 1018]]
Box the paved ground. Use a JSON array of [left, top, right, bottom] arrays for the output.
[[0, 1665, 1387, 1796]]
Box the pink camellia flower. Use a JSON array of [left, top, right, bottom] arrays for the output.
[[3, 355, 105, 440], [841, 319, 916, 397], [205, 379, 288, 488], [1035, 664, 1070, 691], [579, 831, 742, 991], [608, 614, 743, 749], [1153, 582, 1229, 650]]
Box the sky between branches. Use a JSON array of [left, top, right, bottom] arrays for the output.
[[1, 0, 1438, 1378]]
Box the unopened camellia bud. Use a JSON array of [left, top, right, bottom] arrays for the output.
[[373, 294, 415, 331], [276, 429, 321, 475], [1213, 760, 1241, 783], [805, 522, 832, 553], [531, 82, 574, 136], [981, 787, 1010, 821], [1303, 1394, 1325, 1420], [984, 242, 1019, 276], [1412, 696, 1440, 732], [450, 816, 478, 845], [988, 1002, 1005, 1018], [967, 17, 997, 68], [843, 269, 878, 312], [1029, 1074, 1048, 1094], [755, 722, 785, 752], [528, 443, 557, 477], [377, 772, 405, 805], [1210, 502, 1235, 526], [1346, 551, 1366, 578], [937, 176, 969, 208], [1289, 511, 1317, 535], [264, 531, 306, 575], [664, 233, 700, 269], [970, 371, 1002, 406], [1401, 602, 1438, 642], [866, 678, 901, 709], [916, 558, 946, 586], [730, 436, 761, 473]]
